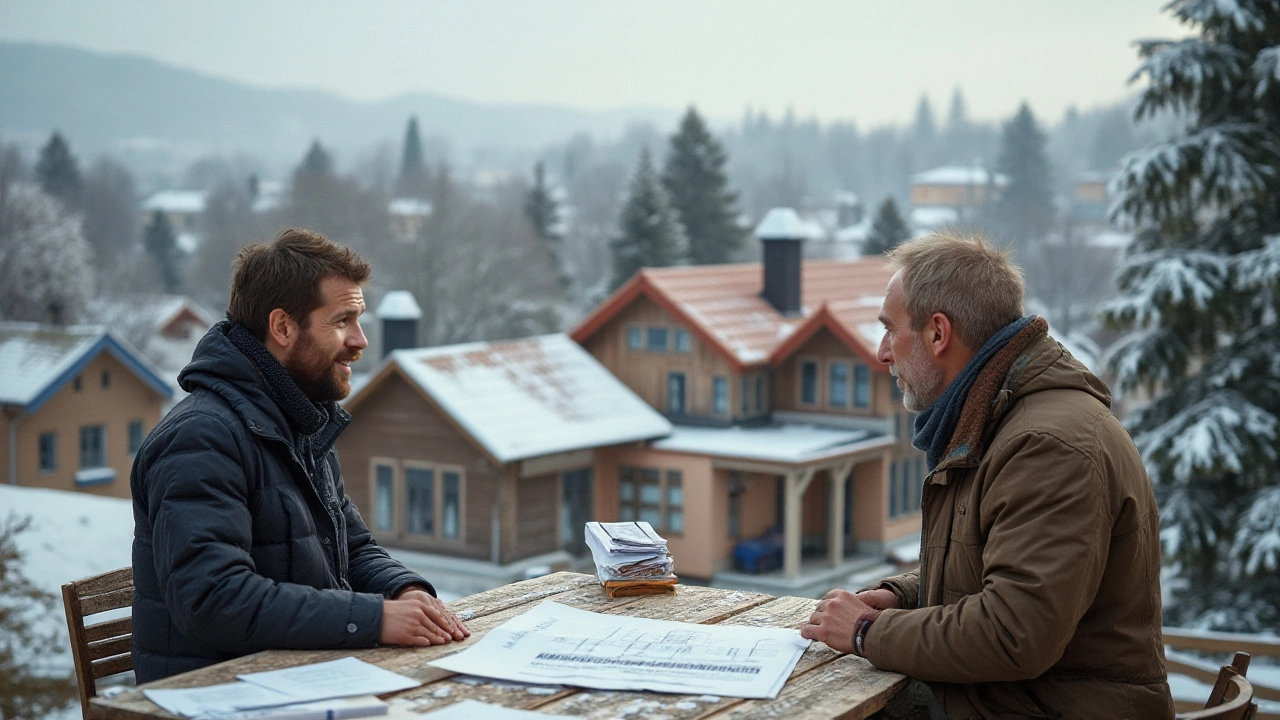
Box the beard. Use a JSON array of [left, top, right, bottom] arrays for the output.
[[892, 336, 946, 412], [284, 328, 360, 403]]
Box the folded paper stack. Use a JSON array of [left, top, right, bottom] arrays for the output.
[[584, 521, 677, 598]]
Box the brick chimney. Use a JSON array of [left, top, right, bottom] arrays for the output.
[[376, 291, 422, 359], [754, 208, 807, 316]]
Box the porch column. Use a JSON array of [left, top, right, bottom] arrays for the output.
[[783, 467, 817, 580], [827, 460, 855, 567]]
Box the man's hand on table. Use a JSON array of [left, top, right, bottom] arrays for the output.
[[381, 587, 471, 647], [801, 588, 900, 655]]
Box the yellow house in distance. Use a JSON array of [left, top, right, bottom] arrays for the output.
[[0, 322, 172, 499]]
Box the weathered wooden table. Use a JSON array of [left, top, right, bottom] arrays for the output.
[[89, 572, 906, 719]]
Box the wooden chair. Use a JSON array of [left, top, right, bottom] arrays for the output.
[[62, 567, 134, 719], [1176, 651, 1259, 720]]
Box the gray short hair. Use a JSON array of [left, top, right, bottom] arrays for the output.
[[886, 231, 1025, 351]]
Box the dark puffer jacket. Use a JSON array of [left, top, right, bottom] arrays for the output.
[[131, 322, 432, 683]]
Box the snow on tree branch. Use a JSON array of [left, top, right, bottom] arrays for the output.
[[1160, 483, 1221, 560], [1134, 390, 1279, 483], [1110, 125, 1275, 227], [1105, 249, 1228, 327], [1235, 233, 1280, 289], [1131, 39, 1246, 119], [1104, 326, 1191, 393], [1233, 486, 1280, 574], [1169, 0, 1269, 33], [1254, 45, 1280, 98]]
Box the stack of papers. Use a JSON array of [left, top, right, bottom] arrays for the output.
[[143, 657, 419, 718], [584, 521, 677, 597]]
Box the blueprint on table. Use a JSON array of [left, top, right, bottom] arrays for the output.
[[428, 601, 810, 699]]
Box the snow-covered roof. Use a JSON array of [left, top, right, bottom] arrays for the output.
[[910, 205, 960, 230], [754, 208, 811, 240], [364, 334, 672, 463], [0, 322, 172, 411], [1088, 230, 1133, 249], [90, 294, 215, 336], [910, 165, 1008, 187], [141, 189, 206, 214], [376, 291, 422, 320], [653, 421, 892, 465], [388, 198, 433, 217]]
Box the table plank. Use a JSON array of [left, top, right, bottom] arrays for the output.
[[393, 583, 774, 715]]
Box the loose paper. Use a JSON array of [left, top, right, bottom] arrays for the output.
[[238, 657, 420, 704], [391, 699, 572, 719], [428, 601, 809, 699]]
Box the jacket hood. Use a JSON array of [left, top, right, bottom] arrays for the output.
[[178, 321, 292, 438]]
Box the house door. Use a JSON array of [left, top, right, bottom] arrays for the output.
[[561, 468, 593, 555], [667, 372, 687, 415]]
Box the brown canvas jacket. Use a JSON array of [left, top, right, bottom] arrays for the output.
[[863, 326, 1174, 719]]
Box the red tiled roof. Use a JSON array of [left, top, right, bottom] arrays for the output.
[[571, 258, 893, 372]]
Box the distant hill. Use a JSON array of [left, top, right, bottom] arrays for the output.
[[0, 42, 676, 170]]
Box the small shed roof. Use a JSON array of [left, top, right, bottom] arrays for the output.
[[141, 190, 207, 214], [352, 334, 671, 464], [377, 291, 422, 320], [910, 165, 1008, 187], [0, 322, 173, 412]]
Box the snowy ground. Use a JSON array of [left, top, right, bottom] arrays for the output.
[[3, 483, 1275, 715]]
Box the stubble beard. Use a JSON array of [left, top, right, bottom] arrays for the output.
[[893, 338, 946, 413], [285, 328, 360, 403]]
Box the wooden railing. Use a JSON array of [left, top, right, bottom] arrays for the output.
[[1164, 626, 1280, 717]]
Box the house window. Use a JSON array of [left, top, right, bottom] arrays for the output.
[[755, 375, 765, 412], [647, 327, 669, 351], [38, 432, 56, 473], [900, 459, 912, 514], [406, 466, 435, 535], [374, 463, 395, 531], [800, 361, 818, 405], [665, 471, 684, 533], [74, 376, 83, 392], [79, 425, 106, 468], [854, 365, 871, 408], [829, 363, 848, 407], [740, 376, 750, 415], [713, 376, 728, 415], [442, 470, 461, 539], [128, 420, 144, 455], [102, 370, 111, 388], [889, 461, 899, 518], [619, 465, 683, 534], [667, 372, 686, 414], [627, 326, 643, 350], [674, 328, 691, 352]]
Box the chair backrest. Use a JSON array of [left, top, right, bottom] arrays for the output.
[[61, 566, 133, 719], [1176, 651, 1258, 720]]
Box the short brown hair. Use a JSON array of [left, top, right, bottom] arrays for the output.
[[227, 228, 372, 341], [886, 231, 1025, 351]]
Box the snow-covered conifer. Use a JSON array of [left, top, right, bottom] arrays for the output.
[[610, 148, 687, 290], [1106, 0, 1280, 630]]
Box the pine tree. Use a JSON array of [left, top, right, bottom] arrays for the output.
[[298, 139, 333, 177], [143, 210, 180, 293], [1105, 0, 1280, 631], [912, 94, 939, 167], [34, 131, 82, 209], [863, 197, 912, 256], [661, 107, 742, 265], [610, 148, 686, 290], [994, 102, 1056, 252], [397, 116, 429, 198], [944, 87, 973, 161], [524, 161, 566, 289]]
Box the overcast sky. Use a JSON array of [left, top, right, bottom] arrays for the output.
[[0, 1, 1188, 127]]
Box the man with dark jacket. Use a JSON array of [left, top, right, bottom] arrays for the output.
[[802, 233, 1173, 719], [131, 228, 468, 683]]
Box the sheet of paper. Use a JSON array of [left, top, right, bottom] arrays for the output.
[[391, 699, 572, 719], [144, 682, 298, 717], [428, 601, 810, 699], [237, 657, 420, 706]]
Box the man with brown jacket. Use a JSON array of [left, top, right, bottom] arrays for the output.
[[802, 233, 1174, 719]]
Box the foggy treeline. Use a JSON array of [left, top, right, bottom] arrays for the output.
[[0, 86, 1162, 371]]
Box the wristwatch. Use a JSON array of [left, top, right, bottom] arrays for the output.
[[852, 609, 880, 657]]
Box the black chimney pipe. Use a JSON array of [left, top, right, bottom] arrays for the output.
[[376, 291, 422, 359], [755, 208, 807, 316]]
